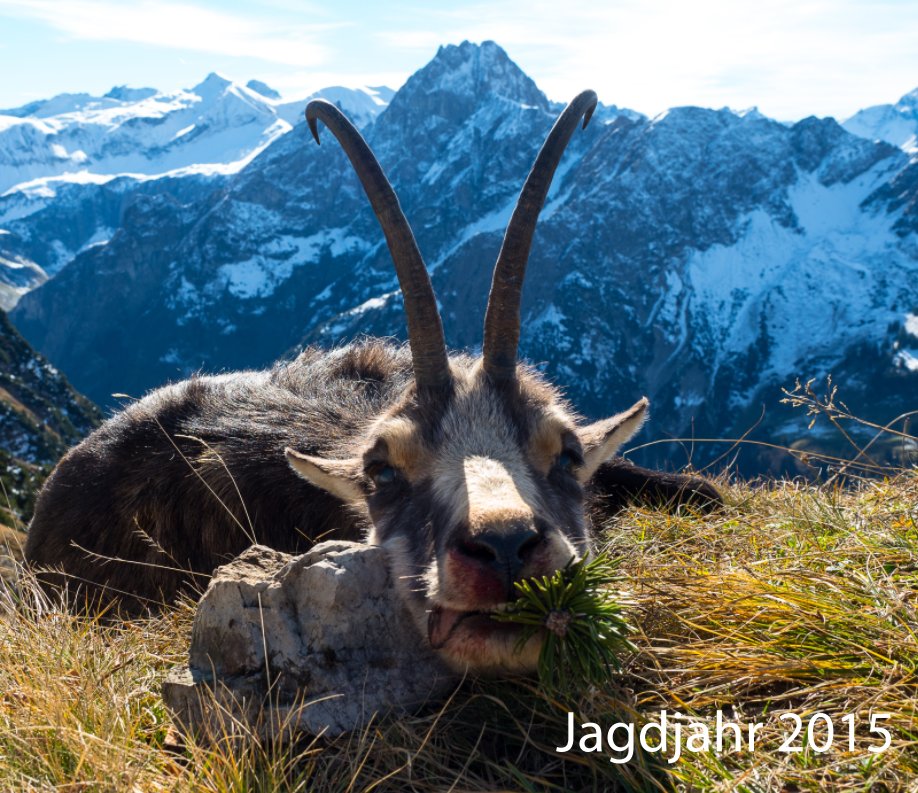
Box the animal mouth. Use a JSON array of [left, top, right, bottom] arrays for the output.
[[427, 604, 517, 649]]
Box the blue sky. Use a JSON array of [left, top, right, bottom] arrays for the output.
[[1, 0, 917, 120]]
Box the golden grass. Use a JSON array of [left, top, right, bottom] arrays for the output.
[[0, 473, 916, 792], [0, 523, 25, 558]]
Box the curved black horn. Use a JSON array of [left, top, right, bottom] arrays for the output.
[[482, 90, 598, 381], [306, 99, 451, 391]]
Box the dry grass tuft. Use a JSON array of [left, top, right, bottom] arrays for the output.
[[611, 472, 918, 791], [0, 472, 916, 791]]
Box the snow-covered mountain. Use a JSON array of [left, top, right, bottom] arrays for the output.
[[7, 41, 918, 474], [0, 76, 392, 296], [0, 75, 391, 192], [843, 87, 918, 152]]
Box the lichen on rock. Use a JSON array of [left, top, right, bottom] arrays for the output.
[[163, 541, 458, 739]]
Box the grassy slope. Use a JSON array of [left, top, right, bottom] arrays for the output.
[[0, 474, 915, 792]]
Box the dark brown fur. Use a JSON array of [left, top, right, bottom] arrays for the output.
[[26, 340, 718, 613]]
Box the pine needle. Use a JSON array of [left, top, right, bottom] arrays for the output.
[[492, 552, 636, 691]]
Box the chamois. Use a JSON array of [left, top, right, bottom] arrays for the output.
[[25, 91, 719, 672]]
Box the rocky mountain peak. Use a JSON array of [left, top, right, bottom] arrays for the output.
[[246, 79, 281, 100], [432, 40, 546, 105], [190, 72, 234, 99], [842, 86, 918, 153], [382, 40, 549, 131], [895, 86, 918, 113], [103, 85, 157, 103], [790, 115, 897, 183]]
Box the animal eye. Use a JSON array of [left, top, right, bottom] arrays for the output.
[[556, 450, 581, 472], [370, 464, 399, 487]]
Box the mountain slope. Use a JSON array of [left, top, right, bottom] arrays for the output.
[[0, 308, 100, 524], [0, 229, 46, 310], [0, 307, 99, 464]]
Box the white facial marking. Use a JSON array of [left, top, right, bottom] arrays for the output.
[[430, 380, 541, 527], [464, 456, 535, 522]]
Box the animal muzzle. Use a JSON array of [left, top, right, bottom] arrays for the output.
[[427, 530, 530, 650], [452, 523, 540, 598], [426, 519, 578, 669], [441, 515, 573, 607]]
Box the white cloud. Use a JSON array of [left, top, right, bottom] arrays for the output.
[[373, 0, 918, 119], [1, 0, 916, 119], [0, 0, 334, 67], [376, 29, 449, 51]]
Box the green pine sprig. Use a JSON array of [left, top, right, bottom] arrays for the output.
[[492, 552, 636, 691]]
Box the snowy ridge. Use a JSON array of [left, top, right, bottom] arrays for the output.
[[843, 87, 918, 152], [0, 75, 392, 195], [0, 76, 392, 292]]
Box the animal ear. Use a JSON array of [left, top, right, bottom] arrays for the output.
[[285, 448, 364, 503], [575, 398, 649, 484]]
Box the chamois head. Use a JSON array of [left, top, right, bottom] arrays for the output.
[[285, 93, 648, 672]]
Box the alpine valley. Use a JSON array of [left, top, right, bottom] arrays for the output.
[[3, 41, 917, 476]]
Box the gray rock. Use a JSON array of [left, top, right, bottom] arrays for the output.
[[163, 541, 458, 739]]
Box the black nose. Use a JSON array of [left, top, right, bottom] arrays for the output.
[[456, 525, 542, 583]]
